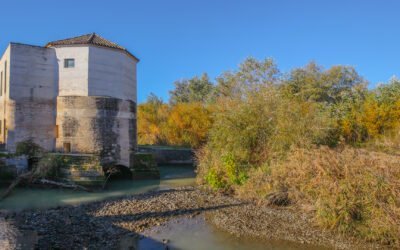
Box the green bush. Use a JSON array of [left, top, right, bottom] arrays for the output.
[[222, 153, 248, 185], [205, 168, 227, 190]]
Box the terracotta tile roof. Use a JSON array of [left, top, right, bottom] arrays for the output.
[[45, 33, 139, 61]]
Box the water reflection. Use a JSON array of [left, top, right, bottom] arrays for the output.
[[137, 215, 322, 250], [0, 165, 195, 211]]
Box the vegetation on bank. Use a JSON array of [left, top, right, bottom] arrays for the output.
[[0, 140, 97, 200], [138, 94, 213, 148], [138, 58, 400, 246]]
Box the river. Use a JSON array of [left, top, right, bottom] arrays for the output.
[[0, 166, 195, 211], [0, 166, 315, 249]]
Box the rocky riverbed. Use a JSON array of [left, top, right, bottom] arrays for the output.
[[1, 186, 384, 249], [0, 217, 17, 250]]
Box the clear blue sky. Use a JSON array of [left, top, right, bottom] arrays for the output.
[[1, 0, 400, 103]]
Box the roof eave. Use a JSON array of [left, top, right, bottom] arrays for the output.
[[45, 43, 140, 62]]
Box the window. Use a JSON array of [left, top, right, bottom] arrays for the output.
[[63, 142, 71, 153], [0, 71, 2, 96], [64, 59, 75, 68]]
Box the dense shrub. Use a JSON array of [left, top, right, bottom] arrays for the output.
[[196, 87, 335, 190], [138, 97, 212, 148], [166, 102, 213, 148], [137, 95, 169, 145], [243, 147, 400, 246]]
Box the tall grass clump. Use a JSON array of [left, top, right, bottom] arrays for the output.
[[254, 146, 400, 246]]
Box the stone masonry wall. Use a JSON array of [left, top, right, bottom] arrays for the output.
[[56, 96, 136, 167]]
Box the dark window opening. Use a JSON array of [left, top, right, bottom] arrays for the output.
[[64, 59, 75, 68], [63, 142, 71, 153]]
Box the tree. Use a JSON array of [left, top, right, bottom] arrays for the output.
[[282, 62, 367, 104], [216, 57, 280, 99], [165, 102, 213, 148], [169, 73, 215, 104], [137, 93, 169, 145], [146, 92, 164, 106], [375, 77, 400, 105]]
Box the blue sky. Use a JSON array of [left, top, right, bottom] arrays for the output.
[[1, 0, 400, 103]]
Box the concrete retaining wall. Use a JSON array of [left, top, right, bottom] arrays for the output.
[[137, 146, 194, 165]]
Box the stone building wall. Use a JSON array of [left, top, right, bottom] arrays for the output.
[[0, 41, 138, 167], [6, 44, 57, 151], [56, 96, 136, 167]]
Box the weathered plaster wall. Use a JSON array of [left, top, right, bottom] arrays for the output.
[[54, 46, 89, 96], [7, 44, 57, 151], [56, 96, 136, 167], [88, 46, 137, 103]]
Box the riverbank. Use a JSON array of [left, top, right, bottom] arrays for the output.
[[2, 187, 384, 249], [208, 201, 385, 249]]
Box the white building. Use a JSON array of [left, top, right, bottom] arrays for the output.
[[0, 33, 139, 167]]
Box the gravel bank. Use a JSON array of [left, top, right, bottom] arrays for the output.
[[4, 187, 241, 249], [2, 186, 386, 249], [0, 217, 17, 250], [207, 202, 384, 249]]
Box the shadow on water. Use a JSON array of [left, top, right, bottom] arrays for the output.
[[13, 191, 245, 249]]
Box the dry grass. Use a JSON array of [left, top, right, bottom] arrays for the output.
[[240, 146, 400, 247], [365, 131, 400, 156]]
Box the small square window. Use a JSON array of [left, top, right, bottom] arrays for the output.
[[63, 142, 71, 153], [64, 59, 75, 68]]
